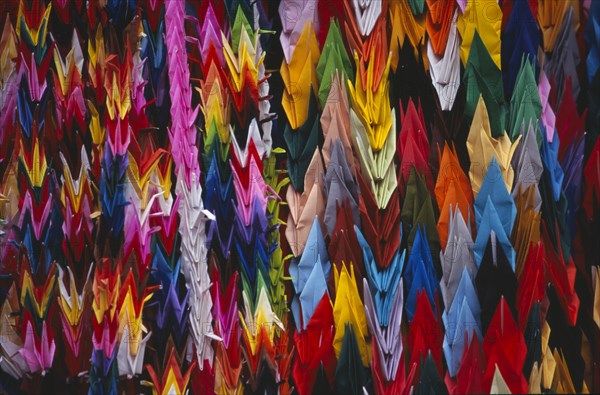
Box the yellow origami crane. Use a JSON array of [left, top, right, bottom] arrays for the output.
[[541, 320, 556, 390], [239, 272, 284, 355], [222, 31, 260, 93], [333, 262, 369, 367], [57, 265, 93, 327], [389, 0, 426, 71], [20, 266, 56, 321], [118, 271, 157, 357], [88, 100, 106, 146], [467, 96, 521, 196], [92, 262, 121, 324], [19, 138, 48, 189], [52, 30, 84, 97], [280, 22, 320, 130], [60, 148, 92, 214], [0, 14, 17, 86], [347, 49, 393, 152], [87, 26, 106, 94], [457, 0, 502, 69], [529, 362, 542, 394], [104, 53, 132, 120], [156, 157, 173, 203], [552, 349, 576, 393], [350, 106, 397, 210]]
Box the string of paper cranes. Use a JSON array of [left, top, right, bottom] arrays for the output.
[[0, 0, 600, 394]]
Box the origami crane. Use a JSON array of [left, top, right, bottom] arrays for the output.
[[0, 1, 599, 393], [508, 59, 542, 141], [389, 0, 425, 72], [285, 149, 326, 257], [364, 277, 404, 383], [333, 262, 369, 368], [457, 0, 502, 69], [317, 20, 352, 107], [467, 96, 521, 196], [543, 6, 581, 103], [428, 9, 460, 111]]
